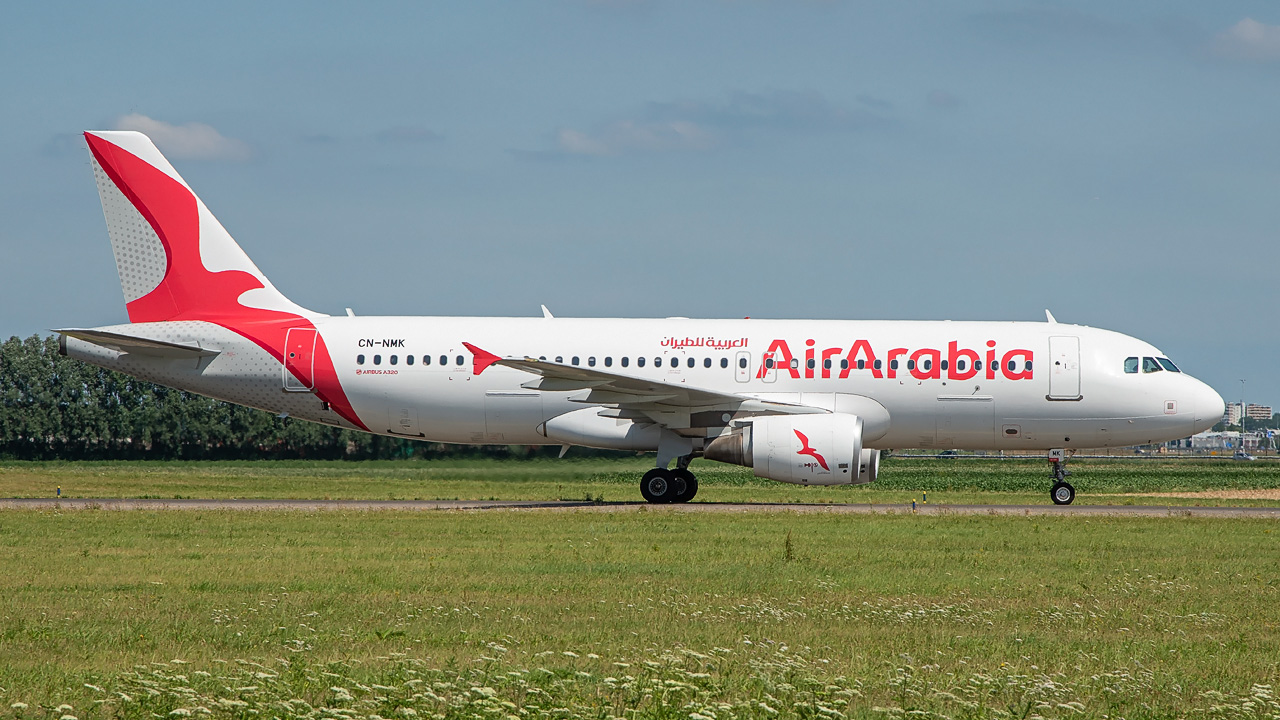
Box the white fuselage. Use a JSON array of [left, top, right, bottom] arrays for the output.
[[65, 316, 1225, 452]]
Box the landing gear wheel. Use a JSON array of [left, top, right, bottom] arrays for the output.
[[1051, 481, 1075, 506], [670, 468, 698, 503], [641, 468, 676, 504]]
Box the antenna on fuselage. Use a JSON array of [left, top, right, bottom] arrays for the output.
[[1045, 309, 1057, 324], [541, 305, 555, 319]]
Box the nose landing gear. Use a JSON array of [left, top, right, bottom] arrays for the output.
[[1048, 448, 1075, 505]]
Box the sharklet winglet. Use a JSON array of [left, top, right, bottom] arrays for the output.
[[462, 342, 502, 376]]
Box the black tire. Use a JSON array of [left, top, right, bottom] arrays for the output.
[[671, 468, 698, 503], [640, 468, 675, 504], [1051, 481, 1075, 506]]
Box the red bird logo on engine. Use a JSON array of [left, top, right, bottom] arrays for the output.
[[794, 429, 829, 471]]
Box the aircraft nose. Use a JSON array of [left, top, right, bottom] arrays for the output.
[[1190, 379, 1225, 435]]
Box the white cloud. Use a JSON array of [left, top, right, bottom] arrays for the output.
[[1211, 18, 1280, 61], [553, 91, 889, 157], [557, 120, 714, 156], [376, 125, 442, 144], [112, 113, 252, 160], [927, 89, 963, 109]]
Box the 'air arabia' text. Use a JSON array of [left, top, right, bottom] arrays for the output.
[[758, 339, 1035, 381]]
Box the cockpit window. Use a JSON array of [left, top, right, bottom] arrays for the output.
[[1157, 357, 1181, 373], [1124, 357, 1138, 374], [1142, 357, 1163, 373]]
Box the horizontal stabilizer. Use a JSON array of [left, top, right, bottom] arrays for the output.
[[55, 328, 220, 358]]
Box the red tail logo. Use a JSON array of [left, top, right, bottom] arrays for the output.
[[84, 133, 369, 432], [794, 429, 829, 470]]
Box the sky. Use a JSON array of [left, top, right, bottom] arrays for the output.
[[1, 2, 1278, 408]]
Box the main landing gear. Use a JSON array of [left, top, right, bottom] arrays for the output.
[[640, 454, 698, 504], [1048, 448, 1075, 505]]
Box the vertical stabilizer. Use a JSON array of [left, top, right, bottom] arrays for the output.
[[85, 131, 318, 323]]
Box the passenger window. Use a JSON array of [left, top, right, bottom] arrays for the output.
[[439, 355, 447, 366], [390, 355, 398, 365], [720, 358, 728, 368], [890, 360, 898, 370], [874, 359, 882, 370], [588, 357, 596, 367], [704, 358, 712, 368], [555, 356, 563, 363], [940, 360, 947, 370], [604, 357, 612, 367], [765, 358, 775, 369], [423, 355, 431, 366], [637, 357, 645, 368], [1158, 358, 1181, 373], [738, 357, 747, 369], [1026, 361, 1032, 371], [807, 359, 816, 370], [956, 359, 966, 371], [654, 357, 661, 367], [790, 358, 799, 369], [923, 359, 932, 371], [621, 357, 629, 368], [823, 359, 832, 370], [906, 359, 915, 370], [1006, 359, 1016, 372], [456, 355, 464, 366], [406, 355, 414, 366], [1142, 357, 1162, 373], [374, 355, 382, 365], [539, 356, 546, 361], [974, 360, 981, 371], [356, 354, 365, 365], [572, 356, 580, 366]]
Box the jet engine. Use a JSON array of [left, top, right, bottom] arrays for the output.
[[704, 413, 880, 486]]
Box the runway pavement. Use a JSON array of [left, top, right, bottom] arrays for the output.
[[3, 497, 1279, 518]]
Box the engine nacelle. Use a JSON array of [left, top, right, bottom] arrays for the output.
[[705, 413, 879, 486]]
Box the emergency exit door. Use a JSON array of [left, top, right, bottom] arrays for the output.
[[283, 328, 317, 392], [1048, 336, 1081, 400]]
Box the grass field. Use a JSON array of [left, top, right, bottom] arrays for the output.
[[2, 506, 1279, 719], [3, 459, 1280, 719], [3, 457, 1280, 506]]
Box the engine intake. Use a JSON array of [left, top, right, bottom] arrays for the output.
[[705, 413, 879, 486]]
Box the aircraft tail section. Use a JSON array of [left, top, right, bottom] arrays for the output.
[[84, 131, 318, 324]]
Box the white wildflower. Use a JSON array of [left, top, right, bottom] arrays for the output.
[[10, 703, 28, 710]]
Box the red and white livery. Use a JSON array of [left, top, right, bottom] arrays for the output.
[[60, 131, 1225, 504]]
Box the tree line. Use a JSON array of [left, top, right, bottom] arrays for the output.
[[0, 334, 564, 461]]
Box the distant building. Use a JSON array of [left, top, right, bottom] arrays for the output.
[[1224, 403, 1274, 425], [1224, 403, 1243, 426], [1192, 430, 1267, 452]]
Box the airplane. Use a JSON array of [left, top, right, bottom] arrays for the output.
[[57, 131, 1226, 505]]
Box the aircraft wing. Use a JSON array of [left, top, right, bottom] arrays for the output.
[[464, 342, 825, 429]]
